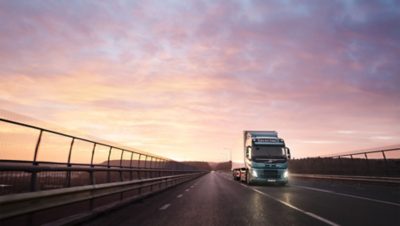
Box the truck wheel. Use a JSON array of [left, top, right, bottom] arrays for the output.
[[246, 172, 251, 185], [279, 181, 288, 186]]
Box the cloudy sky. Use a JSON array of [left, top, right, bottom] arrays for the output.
[[0, 0, 399, 162]]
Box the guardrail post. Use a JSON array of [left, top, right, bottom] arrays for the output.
[[66, 138, 75, 187], [30, 169, 38, 192], [130, 152, 133, 180], [119, 150, 124, 181], [90, 143, 96, 185], [31, 129, 43, 191], [144, 155, 148, 178], [157, 158, 161, 177], [67, 138, 75, 165], [90, 143, 96, 167], [120, 150, 124, 167], [382, 151, 388, 176], [364, 153, 370, 175], [33, 130, 43, 165], [138, 154, 142, 179], [107, 147, 112, 183], [149, 157, 153, 178]]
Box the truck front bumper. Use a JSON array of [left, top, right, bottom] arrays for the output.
[[249, 169, 289, 184], [249, 177, 288, 184]]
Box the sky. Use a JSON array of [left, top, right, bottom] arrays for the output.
[[0, 0, 399, 162]]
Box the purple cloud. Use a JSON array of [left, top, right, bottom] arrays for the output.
[[0, 0, 399, 160]]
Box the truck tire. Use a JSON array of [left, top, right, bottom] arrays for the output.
[[246, 171, 251, 185], [278, 181, 288, 186]]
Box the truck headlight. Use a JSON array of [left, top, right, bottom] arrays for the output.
[[252, 169, 258, 177], [283, 170, 288, 178]]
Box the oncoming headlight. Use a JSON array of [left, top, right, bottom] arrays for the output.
[[252, 169, 258, 177], [283, 170, 288, 178]]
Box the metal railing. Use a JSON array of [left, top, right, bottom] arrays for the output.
[[0, 118, 203, 195], [321, 144, 400, 159], [0, 172, 204, 225], [289, 145, 400, 177], [0, 117, 207, 225]]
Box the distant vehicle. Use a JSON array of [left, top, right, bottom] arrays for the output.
[[232, 131, 291, 185]]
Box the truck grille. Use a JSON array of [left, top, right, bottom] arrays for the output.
[[262, 170, 278, 179]]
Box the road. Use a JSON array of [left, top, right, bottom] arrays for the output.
[[82, 171, 400, 226]]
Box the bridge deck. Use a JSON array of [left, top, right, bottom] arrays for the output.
[[82, 172, 399, 226]]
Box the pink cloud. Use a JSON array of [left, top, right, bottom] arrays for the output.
[[0, 0, 399, 161]]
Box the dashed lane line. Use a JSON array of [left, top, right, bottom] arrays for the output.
[[239, 183, 341, 226], [159, 204, 171, 210], [177, 194, 183, 198]]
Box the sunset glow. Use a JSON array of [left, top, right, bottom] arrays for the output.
[[0, 1, 399, 162]]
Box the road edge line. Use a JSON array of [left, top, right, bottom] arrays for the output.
[[292, 185, 400, 207]]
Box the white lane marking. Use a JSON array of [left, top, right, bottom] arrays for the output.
[[185, 189, 190, 192], [221, 173, 340, 225], [239, 184, 340, 226], [293, 185, 400, 207], [177, 194, 183, 198], [190, 185, 194, 188], [251, 188, 340, 226], [159, 204, 170, 210]]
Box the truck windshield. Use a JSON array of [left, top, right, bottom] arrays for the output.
[[252, 145, 285, 158]]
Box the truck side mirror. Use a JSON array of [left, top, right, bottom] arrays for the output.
[[286, 148, 291, 159]]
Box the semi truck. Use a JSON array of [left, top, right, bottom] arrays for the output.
[[232, 131, 291, 185]]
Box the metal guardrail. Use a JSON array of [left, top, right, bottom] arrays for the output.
[[321, 144, 400, 160], [289, 145, 400, 177], [0, 118, 203, 195], [0, 118, 207, 225], [322, 145, 400, 176], [0, 172, 205, 225]]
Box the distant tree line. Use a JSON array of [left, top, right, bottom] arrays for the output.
[[213, 161, 232, 171]]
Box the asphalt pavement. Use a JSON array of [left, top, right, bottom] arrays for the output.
[[82, 171, 400, 226]]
